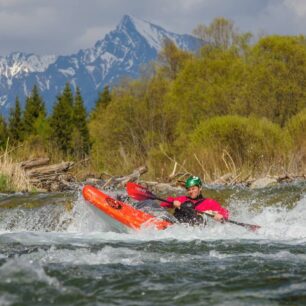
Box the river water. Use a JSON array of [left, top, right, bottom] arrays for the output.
[[0, 182, 306, 305]]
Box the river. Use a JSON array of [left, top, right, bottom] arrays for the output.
[[0, 182, 306, 305]]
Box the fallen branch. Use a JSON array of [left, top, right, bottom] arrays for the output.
[[20, 158, 50, 170], [26, 161, 74, 178], [115, 166, 148, 187]]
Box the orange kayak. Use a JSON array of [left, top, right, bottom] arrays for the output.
[[82, 185, 173, 230]]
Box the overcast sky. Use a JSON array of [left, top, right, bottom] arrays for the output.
[[1, 0, 306, 56]]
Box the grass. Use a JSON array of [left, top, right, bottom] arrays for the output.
[[0, 142, 33, 192]]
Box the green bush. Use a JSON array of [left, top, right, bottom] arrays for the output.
[[186, 115, 289, 177], [286, 108, 306, 151], [285, 108, 306, 172]]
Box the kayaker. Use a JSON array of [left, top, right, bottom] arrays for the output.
[[160, 176, 229, 225]]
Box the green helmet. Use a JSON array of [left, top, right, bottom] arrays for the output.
[[185, 176, 202, 189]]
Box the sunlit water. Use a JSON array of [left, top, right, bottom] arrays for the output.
[[0, 182, 306, 305]]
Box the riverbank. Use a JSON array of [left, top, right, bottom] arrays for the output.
[[1, 155, 306, 194]]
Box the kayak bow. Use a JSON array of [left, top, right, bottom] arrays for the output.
[[82, 185, 172, 231]]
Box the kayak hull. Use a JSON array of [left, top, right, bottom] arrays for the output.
[[82, 185, 172, 230]]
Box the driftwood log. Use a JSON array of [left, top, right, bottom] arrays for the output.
[[98, 166, 148, 188], [113, 166, 148, 187], [84, 166, 184, 195], [19, 158, 50, 170], [20, 158, 75, 192]]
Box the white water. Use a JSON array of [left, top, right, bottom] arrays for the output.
[[28, 188, 301, 246], [1, 187, 306, 244]]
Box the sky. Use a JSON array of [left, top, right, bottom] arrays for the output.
[[1, 0, 306, 56]]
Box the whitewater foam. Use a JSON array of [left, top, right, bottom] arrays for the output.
[[0, 184, 305, 244]]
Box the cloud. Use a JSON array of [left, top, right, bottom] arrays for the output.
[[285, 0, 306, 17], [74, 25, 114, 49], [0, 0, 305, 56]]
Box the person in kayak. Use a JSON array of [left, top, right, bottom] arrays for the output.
[[160, 176, 229, 225]]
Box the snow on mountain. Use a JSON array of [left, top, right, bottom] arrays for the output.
[[0, 52, 56, 80], [0, 15, 202, 115], [127, 15, 195, 51]]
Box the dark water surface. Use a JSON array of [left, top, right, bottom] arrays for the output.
[[0, 182, 306, 305]]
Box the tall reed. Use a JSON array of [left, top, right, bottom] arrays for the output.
[[0, 140, 32, 192]]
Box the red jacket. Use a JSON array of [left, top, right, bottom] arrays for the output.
[[160, 195, 229, 219]]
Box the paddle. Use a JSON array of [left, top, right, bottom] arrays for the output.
[[126, 182, 261, 232]]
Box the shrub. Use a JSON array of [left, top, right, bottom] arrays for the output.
[[286, 108, 306, 150], [185, 115, 289, 178], [285, 108, 306, 172]]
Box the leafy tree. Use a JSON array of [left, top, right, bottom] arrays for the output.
[[192, 17, 252, 52], [243, 35, 306, 126], [163, 47, 247, 147], [158, 39, 193, 79], [8, 97, 23, 142], [23, 85, 46, 136]]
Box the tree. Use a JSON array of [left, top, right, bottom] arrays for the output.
[[97, 85, 111, 109], [243, 35, 306, 126], [193, 17, 252, 52], [0, 115, 8, 148], [91, 86, 111, 119], [163, 47, 247, 146], [71, 87, 90, 158], [23, 85, 46, 136], [50, 83, 74, 154], [158, 39, 193, 79], [60, 82, 74, 108], [8, 97, 23, 142]]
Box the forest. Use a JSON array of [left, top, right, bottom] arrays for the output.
[[1, 18, 306, 190]]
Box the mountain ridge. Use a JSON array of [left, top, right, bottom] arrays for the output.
[[0, 15, 201, 114]]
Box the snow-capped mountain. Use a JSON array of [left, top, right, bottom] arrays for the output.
[[0, 15, 202, 114]]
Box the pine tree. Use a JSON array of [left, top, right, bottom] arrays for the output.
[[71, 87, 90, 158], [91, 86, 111, 119], [23, 85, 46, 136], [61, 82, 74, 108], [0, 115, 8, 148], [50, 83, 74, 154], [8, 97, 23, 142]]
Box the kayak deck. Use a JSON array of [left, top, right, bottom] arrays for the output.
[[82, 185, 173, 230]]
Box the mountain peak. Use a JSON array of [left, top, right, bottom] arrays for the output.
[[116, 15, 169, 50], [117, 15, 137, 30]]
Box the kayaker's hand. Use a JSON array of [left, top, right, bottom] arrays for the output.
[[213, 213, 224, 223], [173, 200, 182, 209]]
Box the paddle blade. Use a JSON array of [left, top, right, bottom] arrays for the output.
[[227, 219, 261, 232], [246, 224, 261, 232], [126, 182, 156, 201]]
